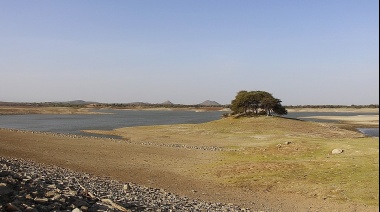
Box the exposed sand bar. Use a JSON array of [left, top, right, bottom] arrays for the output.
[[300, 115, 379, 126], [287, 108, 378, 113]]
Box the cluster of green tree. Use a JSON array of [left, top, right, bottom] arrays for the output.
[[230, 90, 287, 116], [286, 104, 379, 108]]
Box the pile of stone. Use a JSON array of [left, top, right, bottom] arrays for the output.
[[0, 156, 249, 211], [2, 128, 223, 152]]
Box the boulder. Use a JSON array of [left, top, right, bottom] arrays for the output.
[[332, 149, 344, 154]]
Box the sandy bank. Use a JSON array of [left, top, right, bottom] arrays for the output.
[[287, 107, 378, 113], [0, 106, 108, 115], [300, 115, 379, 127]]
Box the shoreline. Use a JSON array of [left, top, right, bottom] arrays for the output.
[[1, 127, 377, 211], [1, 105, 378, 115], [300, 115, 379, 127], [287, 107, 379, 113], [0, 106, 228, 115], [0, 106, 109, 115], [0, 115, 378, 211]]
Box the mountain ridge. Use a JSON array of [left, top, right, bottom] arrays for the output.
[[198, 100, 221, 106]]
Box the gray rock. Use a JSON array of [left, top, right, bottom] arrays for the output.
[[47, 184, 56, 189], [332, 149, 344, 154], [80, 205, 88, 211], [45, 191, 56, 198], [0, 156, 248, 212], [5, 203, 21, 212], [34, 197, 49, 203], [123, 183, 131, 191], [73, 199, 90, 208], [0, 171, 12, 177], [0, 183, 14, 195]]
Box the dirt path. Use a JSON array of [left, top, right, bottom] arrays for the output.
[[0, 129, 377, 211]]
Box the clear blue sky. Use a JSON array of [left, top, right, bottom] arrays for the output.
[[0, 0, 378, 105]]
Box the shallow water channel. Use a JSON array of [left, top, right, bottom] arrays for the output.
[[0, 109, 378, 138]]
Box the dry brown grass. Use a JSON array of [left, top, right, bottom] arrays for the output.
[[1, 114, 378, 210], [85, 116, 364, 147], [85, 116, 379, 206]]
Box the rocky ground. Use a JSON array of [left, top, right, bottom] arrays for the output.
[[0, 156, 250, 212]]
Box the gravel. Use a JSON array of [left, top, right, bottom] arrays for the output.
[[1, 128, 224, 152], [0, 156, 251, 212]]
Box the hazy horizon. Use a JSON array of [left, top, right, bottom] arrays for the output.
[[1, 1, 378, 105], [1, 99, 379, 107]]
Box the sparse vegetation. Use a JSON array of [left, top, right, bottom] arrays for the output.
[[0, 104, 378, 209], [85, 116, 379, 206]]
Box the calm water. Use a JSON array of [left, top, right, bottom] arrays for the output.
[[0, 110, 224, 138], [0, 110, 378, 137], [357, 128, 379, 137]]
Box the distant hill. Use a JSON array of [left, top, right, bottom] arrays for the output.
[[198, 100, 221, 106], [161, 100, 174, 105]]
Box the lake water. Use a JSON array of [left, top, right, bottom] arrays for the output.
[[0, 109, 378, 137], [357, 128, 379, 137], [0, 110, 224, 138]]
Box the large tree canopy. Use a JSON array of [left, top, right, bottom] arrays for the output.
[[230, 90, 287, 116]]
